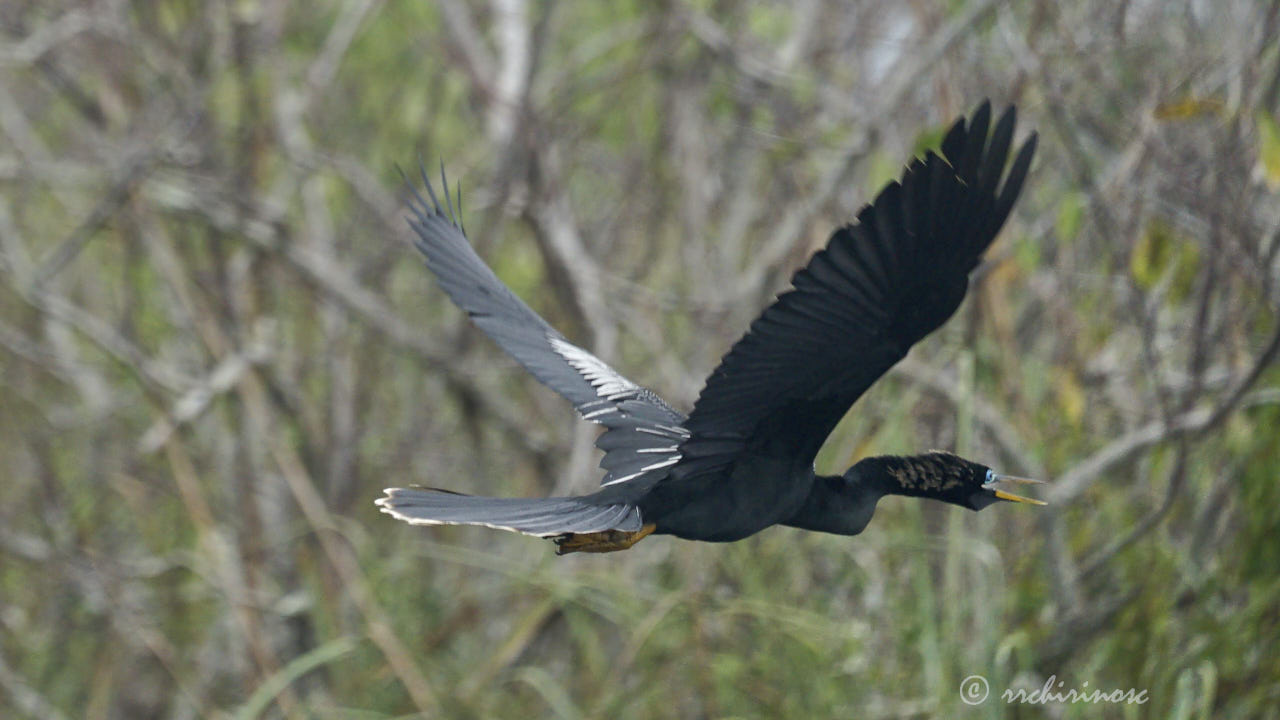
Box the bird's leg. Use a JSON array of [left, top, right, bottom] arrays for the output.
[[553, 524, 656, 555]]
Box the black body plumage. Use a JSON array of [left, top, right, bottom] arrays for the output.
[[377, 102, 1041, 551]]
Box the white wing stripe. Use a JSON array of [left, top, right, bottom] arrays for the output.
[[546, 336, 688, 487], [601, 454, 681, 487], [641, 456, 680, 473], [549, 336, 640, 402], [639, 423, 691, 438]]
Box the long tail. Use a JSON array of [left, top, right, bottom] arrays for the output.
[[375, 488, 642, 537]]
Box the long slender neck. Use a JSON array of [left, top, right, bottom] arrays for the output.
[[782, 453, 974, 535], [781, 470, 885, 536]]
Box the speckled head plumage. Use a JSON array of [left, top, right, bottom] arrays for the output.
[[850, 451, 1046, 511]]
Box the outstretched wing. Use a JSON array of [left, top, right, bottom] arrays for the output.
[[405, 168, 687, 487], [675, 102, 1036, 479]]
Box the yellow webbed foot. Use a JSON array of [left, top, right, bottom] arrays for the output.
[[554, 524, 656, 555]]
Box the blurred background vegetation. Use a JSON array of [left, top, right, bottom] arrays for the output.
[[3, 0, 1280, 718]]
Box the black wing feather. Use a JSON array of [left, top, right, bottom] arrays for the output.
[[676, 102, 1036, 477]]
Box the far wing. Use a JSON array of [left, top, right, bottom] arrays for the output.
[[405, 168, 686, 487], [675, 102, 1036, 479]]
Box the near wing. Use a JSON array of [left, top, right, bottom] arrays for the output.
[[675, 102, 1037, 478], [405, 168, 687, 487]]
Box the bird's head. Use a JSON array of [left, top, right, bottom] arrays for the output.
[[850, 450, 1047, 510]]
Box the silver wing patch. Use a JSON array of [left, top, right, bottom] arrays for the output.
[[548, 336, 689, 487], [549, 337, 642, 403], [601, 454, 680, 486]]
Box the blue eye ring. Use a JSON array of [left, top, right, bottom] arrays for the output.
[[984, 468, 997, 485]]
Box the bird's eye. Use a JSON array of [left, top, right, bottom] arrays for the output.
[[983, 469, 997, 485]]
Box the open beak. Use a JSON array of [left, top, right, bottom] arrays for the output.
[[990, 474, 1048, 506]]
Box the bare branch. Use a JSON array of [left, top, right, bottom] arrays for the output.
[[0, 648, 70, 720], [1049, 327, 1280, 506], [0, 9, 96, 67]]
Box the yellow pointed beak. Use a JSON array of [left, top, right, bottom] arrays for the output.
[[989, 474, 1048, 505], [992, 489, 1048, 505]]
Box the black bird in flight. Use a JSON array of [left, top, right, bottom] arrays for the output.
[[378, 101, 1044, 554]]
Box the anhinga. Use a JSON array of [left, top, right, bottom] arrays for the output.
[[377, 102, 1045, 554]]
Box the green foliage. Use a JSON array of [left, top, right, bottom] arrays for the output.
[[1056, 190, 1086, 244], [1131, 218, 1201, 302], [1256, 112, 1280, 190]]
